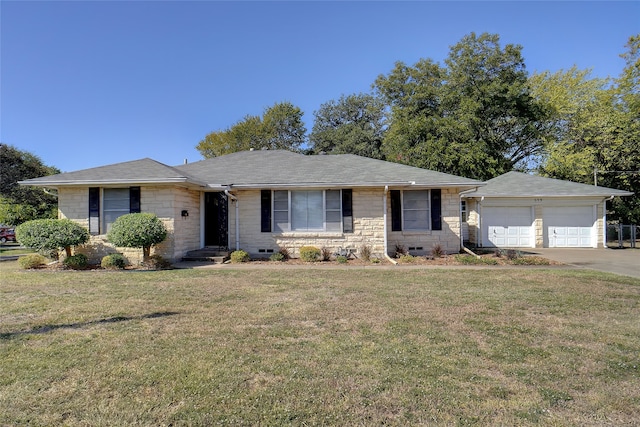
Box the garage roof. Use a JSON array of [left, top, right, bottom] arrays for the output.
[[463, 171, 633, 198]]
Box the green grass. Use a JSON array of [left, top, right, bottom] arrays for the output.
[[1, 262, 639, 426]]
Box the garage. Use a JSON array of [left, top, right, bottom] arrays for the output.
[[482, 206, 533, 248], [544, 206, 596, 248]]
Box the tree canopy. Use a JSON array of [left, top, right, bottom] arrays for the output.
[[0, 144, 59, 225], [196, 102, 306, 158], [308, 93, 386, 159]]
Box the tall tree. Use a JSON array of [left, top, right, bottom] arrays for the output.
[[196, 102, 306, 158], [309, 93, 386, 159], [532, 35, 640, 223], [0, 144, 59, 225], [375, 32, 546, 180]]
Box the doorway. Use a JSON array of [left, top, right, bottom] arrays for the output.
[[204, 192, 228, 249]]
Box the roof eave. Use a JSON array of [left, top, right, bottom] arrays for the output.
[[18, 178, 207, 188]]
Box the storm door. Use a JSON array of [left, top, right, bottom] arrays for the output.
[[204, 192, 228, 249]]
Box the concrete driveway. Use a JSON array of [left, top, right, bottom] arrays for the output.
[[528, 248, 640, 279]]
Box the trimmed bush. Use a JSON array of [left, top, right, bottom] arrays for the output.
[[398, 254, 416, 263], [107, 213, 167, 261], [269, 252, 285, 262], [15, 219, 89, 257], [63, 253, 88, 270], [230, 250, 250, 263], [101, 253, 127, 270], [17, 253, 46, 269], [299, 246, 320, 262], [336, 255, 348, 264]]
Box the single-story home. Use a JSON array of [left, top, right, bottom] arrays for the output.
[[462, 171, 633, 249], [19, 150, 485, 263]]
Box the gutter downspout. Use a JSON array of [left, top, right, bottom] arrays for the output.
[[603, 195, 614, 248], [224, 189, 240, 251], [383, 185, 398, 265]]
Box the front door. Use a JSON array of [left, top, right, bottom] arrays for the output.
[[204, 192, 228, 249]]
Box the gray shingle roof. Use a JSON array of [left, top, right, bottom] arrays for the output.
[[19, 158, 206, 187], [463, 171, 633, 198], [176, 150, 483, 188]]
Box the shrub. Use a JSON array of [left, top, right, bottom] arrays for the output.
[[63, 253, 88, 270], [320, 247, 332, 261], [17, 253, 46, 269], [101, 253, 127, 269], [277, 247, 291, 260], [394, 244, 407, 257], [269, 252, 285, 262], [511, 256, 550, 265], [299, 246, 320, 262], [454, 254, 499, 265], [107, 213, 167, 261], [431, 244, 444, 258], [141, 254, 172, 270], [360, 245, 372, 261], [398, 254, 416, 263], [230, 250, 250, 263], [336, 255, 348, 264], [15, 219, 89, 257]]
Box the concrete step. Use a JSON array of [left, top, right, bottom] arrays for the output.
[[182, 249, 229, 263]]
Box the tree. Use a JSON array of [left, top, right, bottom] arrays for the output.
[[15, 219, 89, 257], [309, 93, 386, 159], [107, 213, 167, 261], [531, 35, 640, 223], [0, 144, 59, 225], [375, 32, 547, 180], [196, 102, 306, 158]]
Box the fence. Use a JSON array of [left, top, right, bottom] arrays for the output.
[[606, 224, 637, 248]]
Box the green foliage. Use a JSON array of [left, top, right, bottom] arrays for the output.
[[107, 213, 167, 260], [63, 253, 88, 270], [299, 246, 320, 262], [101, 253, 127, 269], [196, 102, 306, 157], [309, 93, 386, 159], [15, 219, 89, 257], [269, 252, 285, 262], [336, 255, 348, 264], [17, 253, 46, 269], [398, 254, 416, 263], [375, 32, 546, 180], [230, 250, 250, 263], [0, 144, 59, 225], [454, 254, 499, 265]]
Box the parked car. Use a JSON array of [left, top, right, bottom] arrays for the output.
[[0, 227, 17, 243]]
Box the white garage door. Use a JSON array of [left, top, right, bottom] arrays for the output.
[[482, 207, 534, 248], [544, 206, 595, 248]]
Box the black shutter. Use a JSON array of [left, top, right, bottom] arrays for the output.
[[431, 189, 442, 230], [261, 190, 271, 232], [390, 190, 402, 231], [342, 189, 353, 233], [129, 187, 141, 213], [89, 187, 100, 235]]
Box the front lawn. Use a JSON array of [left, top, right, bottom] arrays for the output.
[[1, 263, 638, 425]]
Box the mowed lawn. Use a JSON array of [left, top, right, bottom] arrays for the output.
[[1, 262, 639, 426]]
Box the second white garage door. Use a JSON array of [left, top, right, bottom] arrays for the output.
[[544, 206, 595, 248], [482, 207, 534, 248]]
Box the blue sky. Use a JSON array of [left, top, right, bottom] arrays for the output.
[[1, 1, 638, 173]]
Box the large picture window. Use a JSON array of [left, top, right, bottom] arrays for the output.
[[88, 187, 140, 235], [264, 189, 350, 233]]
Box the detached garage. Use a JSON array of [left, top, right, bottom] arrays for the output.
[[463, 172, 633, 249]]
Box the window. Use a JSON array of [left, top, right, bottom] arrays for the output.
[[89, 187, 140, 235], [390, 189, 442, 232], [263, 189, 352, 233], [461, 200, 467, 222]]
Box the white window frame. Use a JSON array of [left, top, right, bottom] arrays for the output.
[[402, 190, 431, 231], [273, 189, 343, 232]]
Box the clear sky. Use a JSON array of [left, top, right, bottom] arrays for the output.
[[1, 1, 638, 173]]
